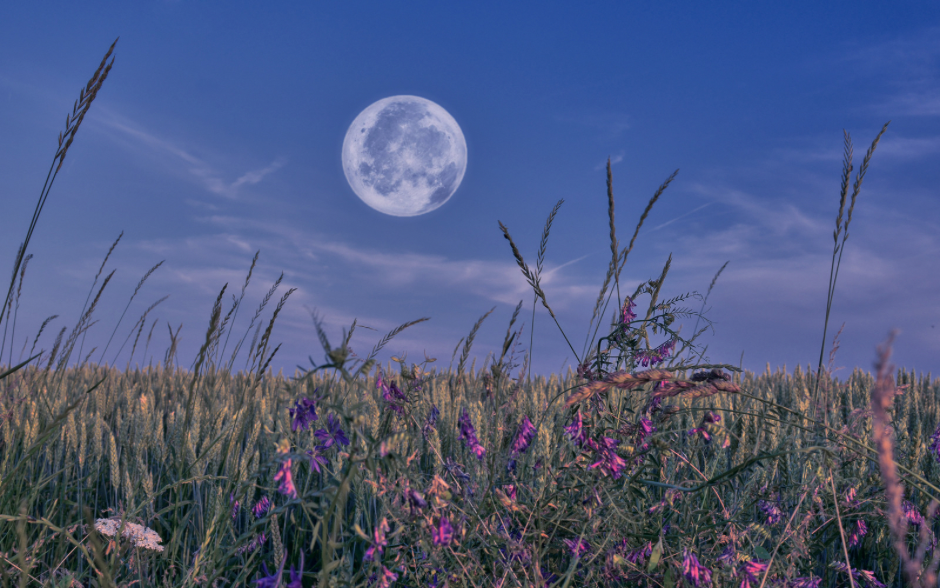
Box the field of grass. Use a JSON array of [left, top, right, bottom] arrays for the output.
[[2, 39, 938, 588]]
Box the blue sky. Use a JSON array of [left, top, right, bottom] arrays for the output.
[[1, 2, 938, 383]]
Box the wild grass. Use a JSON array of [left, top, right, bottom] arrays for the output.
[[1, 39, 938, 588]]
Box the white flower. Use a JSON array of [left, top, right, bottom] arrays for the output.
[[93, 518, 164, 553]]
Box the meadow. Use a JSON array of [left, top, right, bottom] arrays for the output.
[[1, 39, 939, 588]]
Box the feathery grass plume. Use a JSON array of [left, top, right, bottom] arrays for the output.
[[231, 272, 282, 371], [683, 261, 729, 364], [219, 250, 259, 371], [112, 295, 169, 368], [75, 231, 122, 363], [525, 198, 563, 382], [0, 39, 117, 349], [345, 316, 430, 388], [585, 169, 679, 357], [163, 322, 182, 372], [250, 284, 296, 380], [141, 317, 159, 367], [54, 269, 115, 382], [96, 260, 165, 365], [811, 123, 890, 426], [869, 329, 940, 587], [1, 253, 32, 367], [585, 160, 620, 354], [499, 219, 581, 365], [25, 314, 57, 367], [456, 306, 495, 386]]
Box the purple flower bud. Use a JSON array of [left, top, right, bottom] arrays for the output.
[[682, 549, 712, 587], [252, 496, 271, 519], [511, 415, 536, 454]]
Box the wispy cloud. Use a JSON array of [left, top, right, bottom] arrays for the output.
[[94, 109, 286, 200], [594, 151, 625, 171]]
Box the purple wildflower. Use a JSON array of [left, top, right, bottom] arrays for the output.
[[844, 486, 859, 508], [832, 562, 886, 588], [423, 405, 440, 440], [903, 500, 925, 527], [789, 578, 821, 588], [716, 545, 736, 567], [634, 337, 678, 367], [624, 541, 653, 565], [289, 394, 318, 432], [758, 499, 783, 526], [369, 566, 398, 588], [587, 436, 628, 479], [740, 559, 769, 584], [286, 552, 304, 588], [432, 515, 455, 547], [314, 414, 349, 448], [253, 555, 286, 588], [274, 458, 298, 499], [689, 411, 720, 442], [363, 517, 390, 563], [237, 532, 267, 554], [230, 493, 240, 521], [681, 549, 712, 587], [403, 487, 427, 516], [377, 372, 408, 415], [306, 445, 330, 474], [564, 409, 588, 446], [457, 407, 486, 460], [848, 519, 868, 548], [511, 415, 536, 454], [253, 495, 271, 519], [563, 537, 591, 558], [930, 423, 940, 464]]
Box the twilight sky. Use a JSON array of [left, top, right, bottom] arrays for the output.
[[1, 2, 938, 383]]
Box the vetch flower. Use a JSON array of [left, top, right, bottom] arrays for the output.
[[587, 436, 628, 479], [457, 407, 486, 460], [423, 405, 440, 440], [634, 337, 678, 367], [511, 415, 536, 454], [564, 409, 588, 446], [432, 515, 455, 547], [274, 459, 298, 499], [306, 445, 330, 474], [563, 537, 590, 558], [230, 493, 240, 521], [286, 552, 304, 588], [377, 372, 408, 415], [368, 566, 398, 588], [289, 394, 318, 432], [681, 549, 712, 587], [903, 500, 925, 527], [848, 519, 868, 548], [403, 487, 427, 517], [831, 562, 886, 588], [739, 559, 769, 585], [253, 555, 286, 588], [758, 499, 783, 526], [363, 517, 390, 563], [253, 496, 271, 519], [930, 423, 940, 464], [624, 541, 653, 565], [314, 414, 349, 448]]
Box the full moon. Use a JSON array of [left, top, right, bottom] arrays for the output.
[[342, 95, 467, 217]]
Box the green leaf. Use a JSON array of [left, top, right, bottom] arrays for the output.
[[754, 545, 772, 560], [664, 566, 676, 588], [648, 536, 664, 572]]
